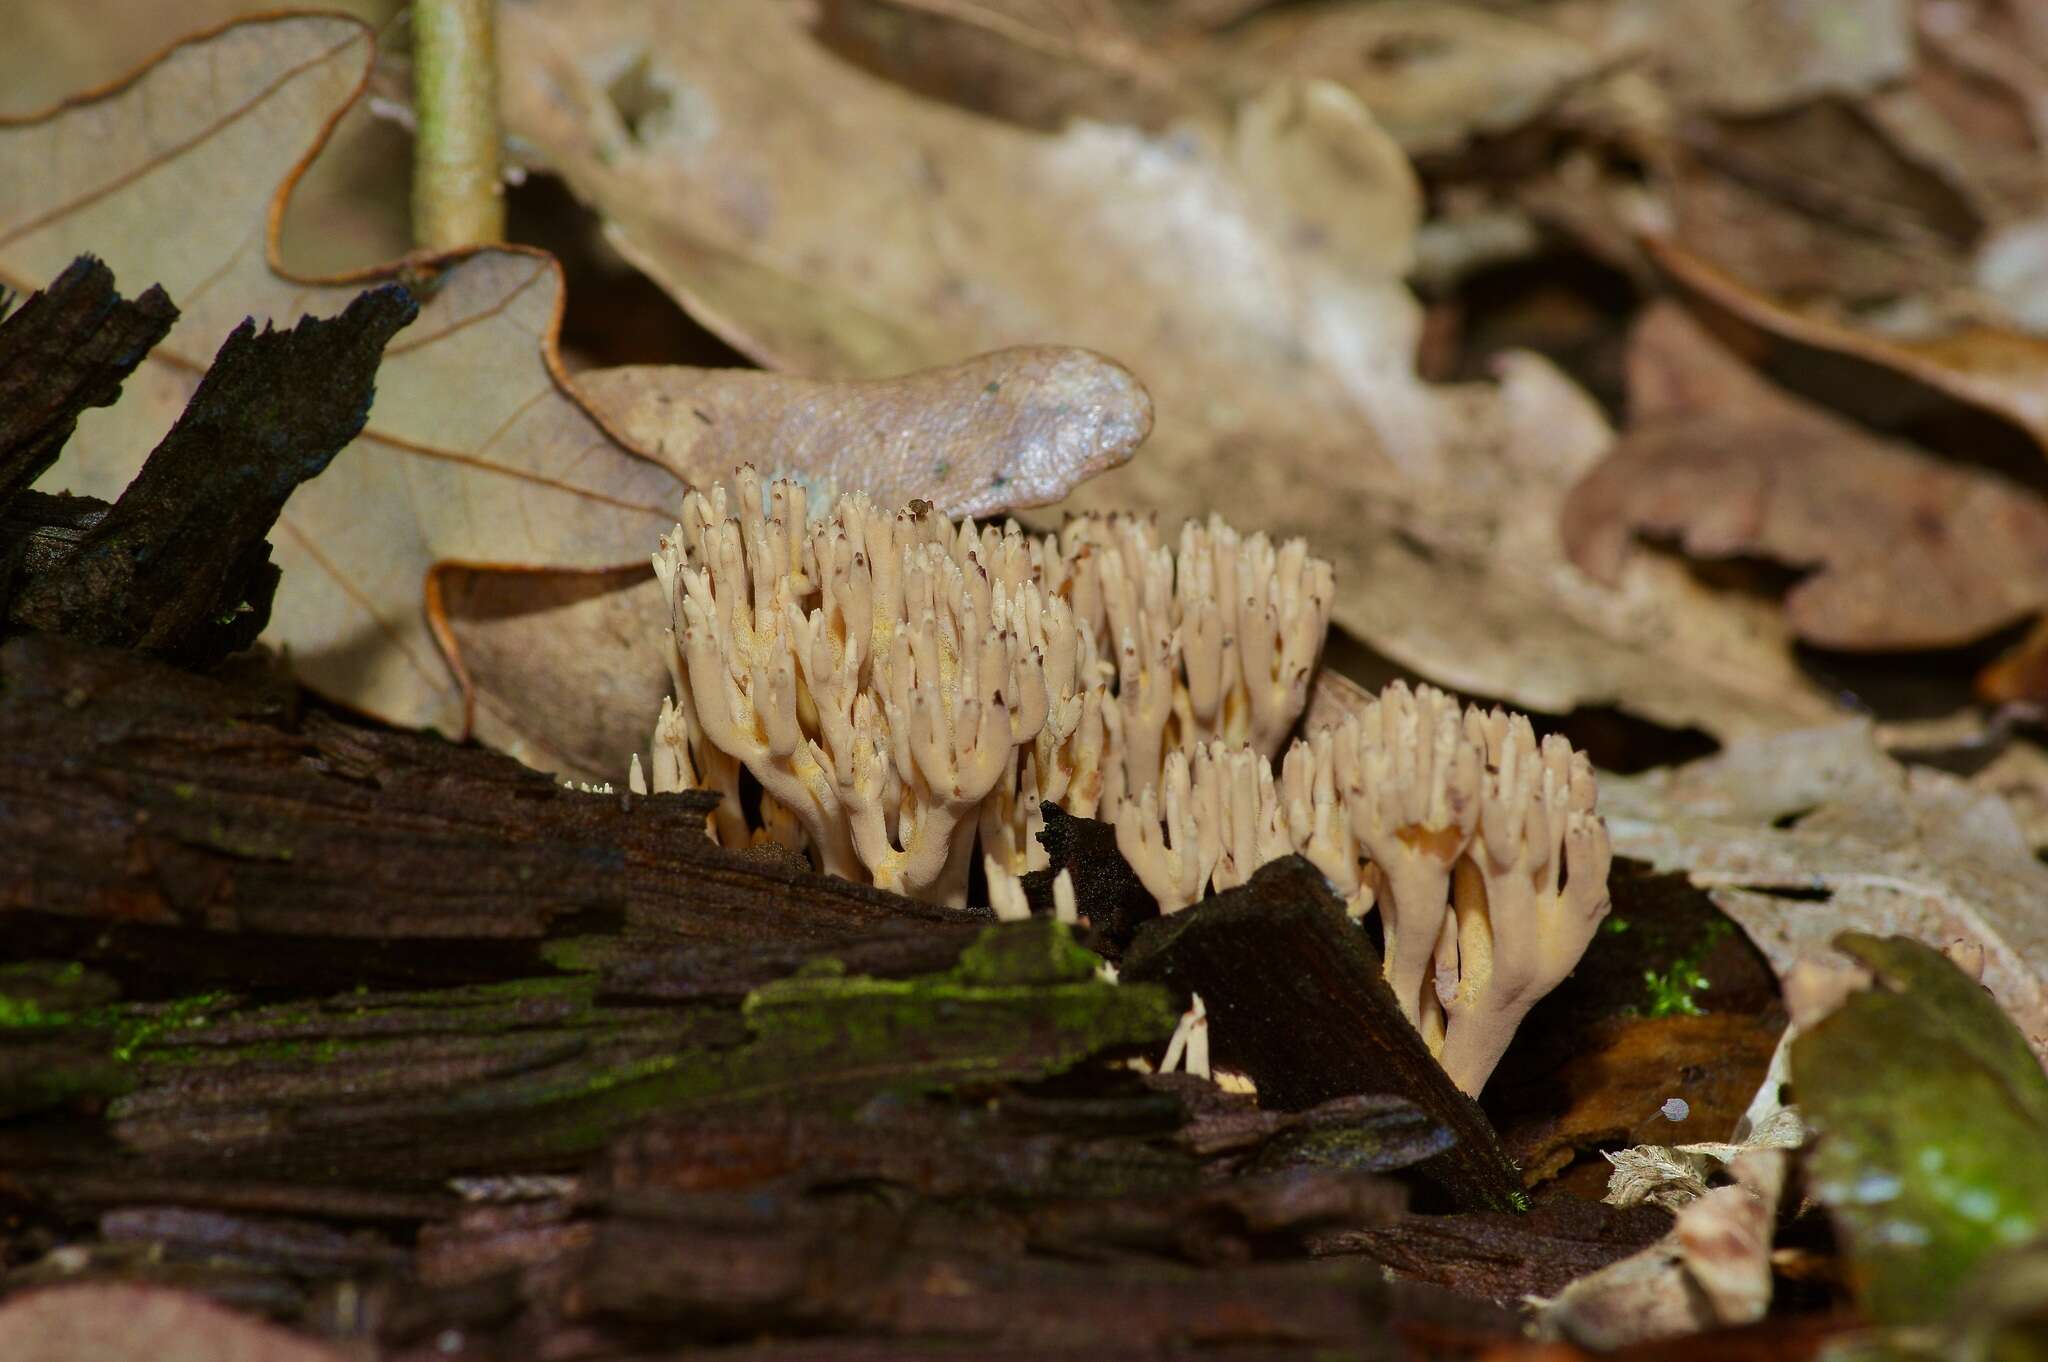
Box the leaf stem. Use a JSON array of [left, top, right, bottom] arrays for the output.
[[411, 0, 505, 249]]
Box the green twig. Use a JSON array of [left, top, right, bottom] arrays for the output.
[[411, 0, 505, 249]]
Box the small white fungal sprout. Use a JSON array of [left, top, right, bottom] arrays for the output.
[[1161, 992, 1211, 1079], [986, 855, 1033, 923], [1052, 868, 1078, 925]]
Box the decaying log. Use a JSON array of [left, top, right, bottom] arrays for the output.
[[1122, 857, 1529, 1214], [0, 633, 981, 992]]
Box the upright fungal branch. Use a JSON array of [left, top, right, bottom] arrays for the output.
[[643, 470, 1332, 903], [1063, 513, 1335, 800], [650, 470, 1052, 903], [1434, 712, 1612, 1095], [1334, 681, 1480, 1038], [1112, 679, 1613, 1095]]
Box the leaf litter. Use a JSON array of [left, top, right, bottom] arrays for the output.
[[12, 3, 2048, 1356], [0, 12, 1149, 773]]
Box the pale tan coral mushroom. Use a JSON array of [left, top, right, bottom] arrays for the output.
[[644, 469, 1330, 908], [1061, 511, 1334, 798], [1333, 681, 1480, 1032], [1113, 746, 1223, 911], [650, 469, 1052, 904], [1112, 677, 1612, 1095], [1432, 713, 1611, 1094]]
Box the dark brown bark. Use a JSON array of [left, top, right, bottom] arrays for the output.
[[1121, 858, 1529, 1213], [8, 286, 416, 665], [0, 633, 975, 994], [0, 255, 176, 511]]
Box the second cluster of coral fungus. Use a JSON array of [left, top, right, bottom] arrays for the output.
[[1114, 680, 1612, 1094]]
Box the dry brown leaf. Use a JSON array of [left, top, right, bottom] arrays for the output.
[[3, 14, 1149, 766], [1667, 99, 1983, 309], [500, 0, 1843, 739], [1563, 303, 2048, 650], [1615, 0, 1912, 116], [1600, 721, 2048, 1061], [1980, 619, 2048, 705], [0, 14, 682, 738], [578, 345, 1151, 520], [1648, 235, 2048, 458], [815, 0, 1187, 132], [0, 1284, 348, 1362], [0, 1, 412, 275], [1212, 1, 1609, 157]]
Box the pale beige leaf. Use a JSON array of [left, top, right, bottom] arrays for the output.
[[578, 344, 1151, 520], [1616, 0, 1912, 115], [0, 1, 412, 273], [1602, 722, 2048, 1062], [1215, 0, 1608, 156]]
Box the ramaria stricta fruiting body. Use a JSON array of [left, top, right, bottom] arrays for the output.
[[1113, 681, 1613, 1095], [641, 468, 1331, 903], [639, 469, 1611, 1093]]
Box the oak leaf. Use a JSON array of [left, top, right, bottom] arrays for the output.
[[1563, 303, 2048, 650], [2, 13, 1148, 770]]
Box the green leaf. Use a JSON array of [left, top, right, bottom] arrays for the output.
[[1794, 933, 2048, 1325]]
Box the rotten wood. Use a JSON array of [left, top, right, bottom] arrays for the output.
[[0, 633, 975, 993], [1121, 856, 1529, 1214], [8, 287, 416, 666], [1321, 1193, 1676, 1302], [0, 256, 176, 511]]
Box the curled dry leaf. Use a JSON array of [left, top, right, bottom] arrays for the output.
[[2, 14, 1149, 769], [1978, 618, 2048, 704], [577, 345, 1151, 521], [1600, 720, 2048, 1064], [1563, 303, 2048, 650], [1540, 1154, 1786, 1348], [500, 0, 1841, 740], [1648, 235, 2048, 461]]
